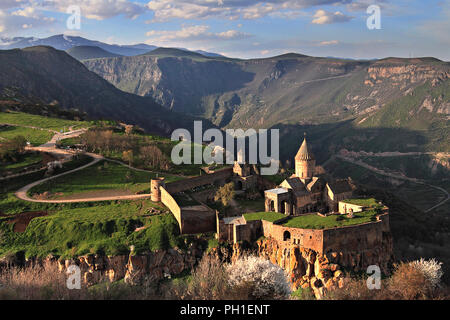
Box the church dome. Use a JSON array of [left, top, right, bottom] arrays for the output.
[[295, 135, 315, 161]]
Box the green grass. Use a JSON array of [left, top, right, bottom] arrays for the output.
[[264, 174, 287, 185], [281, 210, 380, 229], [172, 193, 200, 207], [57, 136, 81, 147], [340, 198, 383, 209], [0, 199, 184, 259], [236, 198, 265, 212], [0, 153, 42, 173], [28, 160, 184, 198], [243, 211, 287, 223], [0, 111, 89, 131], [0, 126, 53, 146]]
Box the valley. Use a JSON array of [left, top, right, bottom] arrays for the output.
[[0, 39, 448, 301]]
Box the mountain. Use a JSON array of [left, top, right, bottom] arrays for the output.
[[141, 47, 225, 60], [82, 53, 450, 153], [0, 35, 157, 56], [67, 46, 121, 60], [194, 50, 225, 58], [0, 46, 208, 135], [0, 35, 224, 58]]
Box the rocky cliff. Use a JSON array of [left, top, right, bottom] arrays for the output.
[[222, 231, 394, 299], [0, 243, 205, 287]]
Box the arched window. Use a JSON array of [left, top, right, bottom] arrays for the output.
[[283, 231, 291, 241], [270, 200, 275, 211], [280, 200, 287, 214]]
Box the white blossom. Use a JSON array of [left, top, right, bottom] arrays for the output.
[[226, 255, 291, 299], [410, 258, 443, 288]]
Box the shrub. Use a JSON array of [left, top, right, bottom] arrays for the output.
[[388, 262, 430, 299], [182, 255, 231, 300], [226, 255, 291, 300], [409, 258, 443, 289], [214, 182, 235, 207]]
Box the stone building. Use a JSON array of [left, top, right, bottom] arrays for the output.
[[264, 135, 355, 215], [232, 161, 257, 191]]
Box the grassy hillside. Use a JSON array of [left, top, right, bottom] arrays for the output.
[[0, 125, 53, 146], [0, 46, 214, 136], [67, 46, 121, 60], [0, 199, 183, 258], [28, 160, 183, 199], [0, 111, 89, 131]]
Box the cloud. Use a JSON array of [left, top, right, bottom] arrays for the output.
[[0, 0, 29, 10], [0, 0, 148, 36], [318, 40, 339, 45], [42, 0, 148, 20], [0, 6, 55, 34], [312, 9, 353, 24], [146, 25, 251, 45], [146, 0, 354, 22]]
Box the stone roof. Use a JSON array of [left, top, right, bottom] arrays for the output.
[[281, 177, 309, 197], [295, 136, 315, 161], [306, 177, 322, 191], [327, 179, 354, 194], [265, 188, 289, 195]]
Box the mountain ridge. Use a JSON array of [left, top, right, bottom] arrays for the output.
[[0, 46, 213, 135]]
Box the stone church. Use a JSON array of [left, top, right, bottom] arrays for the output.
[[264, 135, 355, 215]]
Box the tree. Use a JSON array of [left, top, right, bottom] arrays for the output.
[[227, 255, 291, 299], [122, 150, 134, 167], [0, 135, 27, 162], [124, 125, 134, 135], [140, 145, 169, 170], [214, 182, 235, 207]]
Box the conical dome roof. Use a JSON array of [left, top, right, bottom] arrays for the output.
[[295, 135, 315, 161]]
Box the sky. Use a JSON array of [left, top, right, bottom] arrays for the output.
[[0, 0, 449, 60]]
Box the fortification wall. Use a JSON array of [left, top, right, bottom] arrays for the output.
[[165, 167, 233, 194], [160, 186, 182, 226], [262, 221, 324, 253], [322, 212, 390, 254], [259, 212, 390, 256], [180, 206, 216, 234]]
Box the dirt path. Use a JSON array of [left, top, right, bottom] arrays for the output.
[[336, 155, 449, 213], [12, 128, 156, 203]]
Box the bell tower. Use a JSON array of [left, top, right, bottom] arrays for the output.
[[295, 133, 315, 182]]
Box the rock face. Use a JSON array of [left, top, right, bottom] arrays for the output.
[[252, 235, 394, 299], [0, 244, 204, 287], [124, 248, 199, 285]]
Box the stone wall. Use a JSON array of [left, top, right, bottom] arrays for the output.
[[262, 221, 324, 253], [179, 206, 216, 234], [160, 186, 182, 226], [160, 168, 234, 235], [165, 167, 233, 194], [338, 202, 363, 214]]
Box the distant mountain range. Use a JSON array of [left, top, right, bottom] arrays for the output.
[[67, 46, 122, 60], [0, 46, 212, 135], [82, 49, 450, 154], [0, 34, 448, 156], [0, 34, 225, 59]]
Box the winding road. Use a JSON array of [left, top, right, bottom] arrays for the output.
[[336, 155, 450, 213], [13, 129, 153, 204], [10, 127, 449, 211]]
